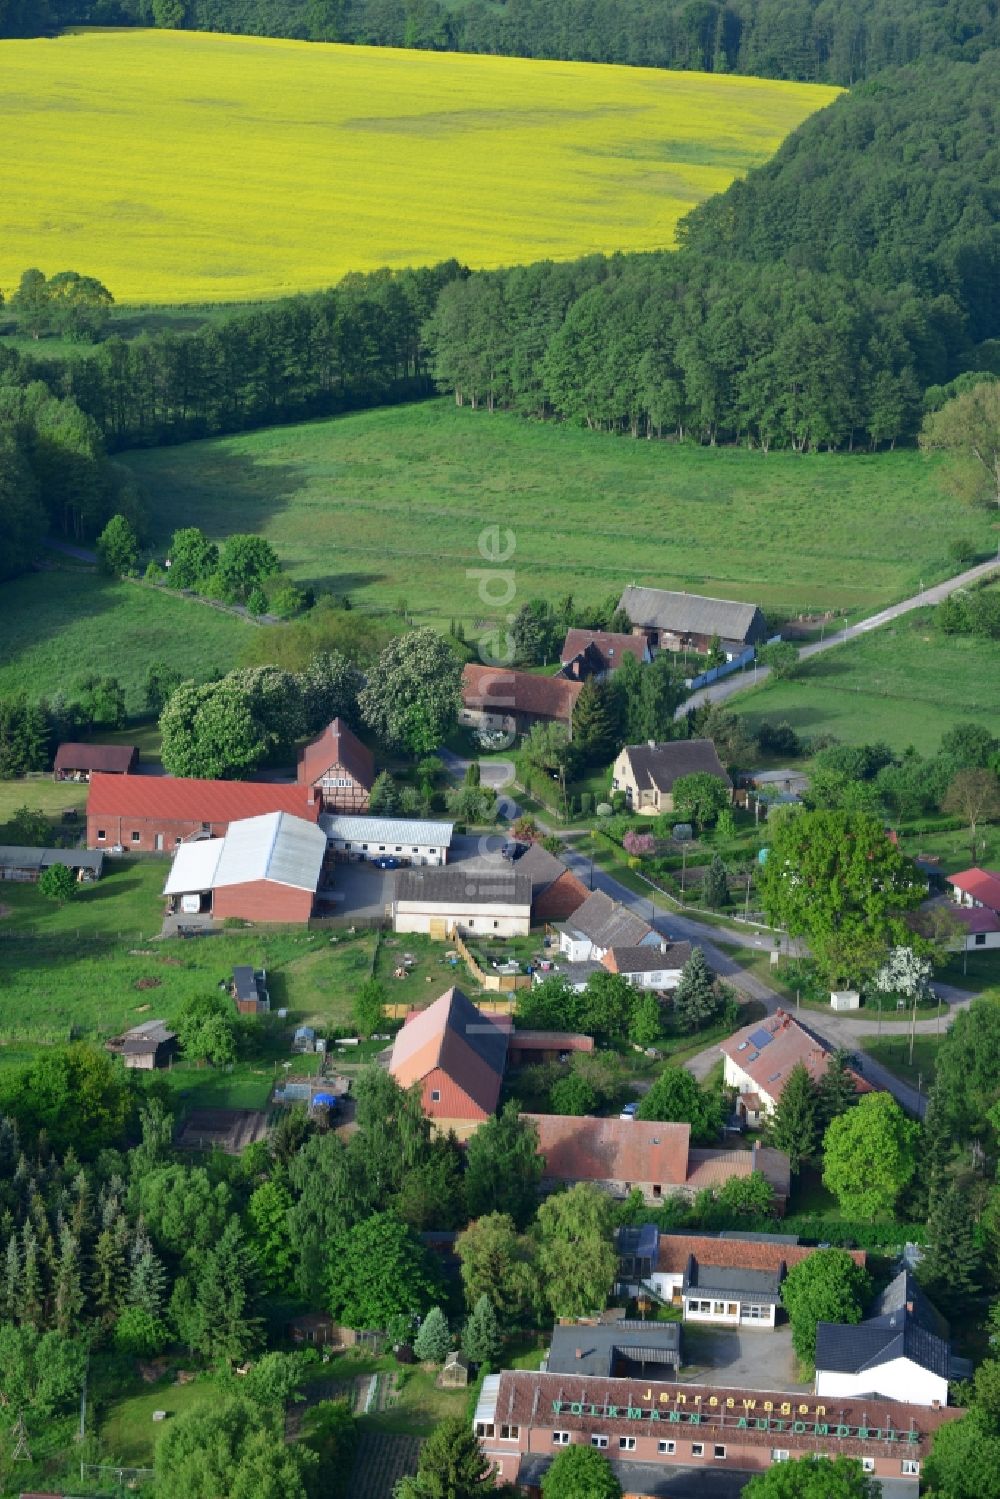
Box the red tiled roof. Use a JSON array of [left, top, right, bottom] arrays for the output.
[[508, 1031, 594, 1053], [948, 868, 1000, 912], [87, 772, 320, 823], [390, 988, 508, 1117], [685, 1147, 791, 1202], [720, 1010, 869, 1104], [461, 663, 583, 722], [560, 629, 648, 668], [656, 1234, 866, 1276], [55, 742, 137, 774], [297, 717, 374, 791], [525, 1114, 691, 1186]]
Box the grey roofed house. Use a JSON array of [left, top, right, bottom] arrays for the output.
[[515, 841, 568, 897], [546, 1319, 681, 1379], [394, 867, 532, 907], [0, 846, 104, 880], [558, 888, 654, 949], [320, 812, 454, 850], [683, 1259, 785, 1306], [618, 586, 768, 648], [870, 1268, 949, 1339], [606, 942, 692, 973], [815, 1269, 953, 1383], [619, 740, 732, 797]]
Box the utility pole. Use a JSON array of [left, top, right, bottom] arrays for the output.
[[908, 987, 918, 1067]]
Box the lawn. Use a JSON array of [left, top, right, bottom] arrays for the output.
[[0, 570, 254, 715], [858, 1035, 941, 1093], [0, 861, 378, 1043], [0, 28, 837, 303], [122, 403, 992, 630], [736, 607, 1000, 753]]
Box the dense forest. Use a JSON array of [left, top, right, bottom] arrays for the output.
[[3, 0, 997, 85]]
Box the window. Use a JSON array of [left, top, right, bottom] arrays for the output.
[[771, 1450, 790, 1463], [619, 1437, 636, 1452], [691, 1443, 705, 1458], [475, 1422, 494, 1438], [96, 829, 106, 841], [379, 845, 386, 852], [395, 846, 402, 853], [362, 843, 369, 851], [688, 1299, 712, 1314], [500, 1425, 519, 1441], [591, 1436, 609, 1449], [412, 847, 419, 853], [862, 1459, 875, 1473], [901, 1460, 920, 1476], [493, 920, 500, 929], [430, 1090, 441, 1102], [726, 1304, 738, 1316], [745, 1305, 766, 1320], [468, 919, 475, 927], [552, 1431, 570, 1446], [714, 1445, 726, 1460], [975, 933, 987, 946], [658, 1440, 675, 1455], [174, 836, 182, 845], [429, 848, 436, 854], [131, 831, 141, 843], [653, 1184, 662, 1198]]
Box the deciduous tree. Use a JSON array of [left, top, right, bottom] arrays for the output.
[[358, 628, 462, 752], [464, 1104, 542, 1228], [326, 1212, 440, 1332], [636, 1064, 724, 1143], [455, 1213, 540, 1324], [671, 771, 731, 829], [96, 512, 139, 575], [536, 1184, 617, 1317], [822, 1093, 918, 1219], [920, 380, 1000, 511], [38, 862, 76, 904], [541, 1445, 623, 1499], [743, 1454, 878, 1498], [780, 1249, 872, 1363], [942, 767, 1000, 863]]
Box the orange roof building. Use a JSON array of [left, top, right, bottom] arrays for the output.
[[389, 987, 509, 1139], [459, 663, 583, 738], [296, 717, 374, 812], [721, 1009, 870, 1119]]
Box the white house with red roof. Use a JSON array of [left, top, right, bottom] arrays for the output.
[[947, 867, 1000, 951], [721, 1010, 870, 1126]]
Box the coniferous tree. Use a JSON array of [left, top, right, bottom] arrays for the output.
[[413, 1305, 451, 1363], [92, 1218, 129, 1326], [3, 1235, 20, 1324], [703, 852, 729, 909], [20, 1223, 43, 1330], [54, 1226, 84, 1337], [671, 948, 718, 1033], [462, 1294, 501, 1366], [815, 1049, 859, 1130], [768, 1063, 819, 1173], [920, 1180, 981, 1318], [128, 1222, 168, 1318], [572, 679, 617, 765]]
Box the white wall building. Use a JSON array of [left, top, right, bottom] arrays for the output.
[[320, 813, 453, 867], [392, 867, 531, 937], [815, 1271, 954, 1409]]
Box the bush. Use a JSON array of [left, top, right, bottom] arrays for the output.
[[579, 792, 593, 816], [595, 802, 612, 817], [144, 560, 164, 583], [114, 1307, 170, 1357]]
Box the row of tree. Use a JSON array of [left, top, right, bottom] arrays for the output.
[[8, 0, 997, 88]]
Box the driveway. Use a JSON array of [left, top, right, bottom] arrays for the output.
[[439, 748, 521, 820], [677, 556, 1000, 717], [320, 864, 395, 919], [678, 1324, 810, 1394]]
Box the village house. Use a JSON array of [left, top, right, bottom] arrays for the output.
[[612, 738, 732, 815], [321, 812, 454, 867], [0, 847, 103, 884], [87, 771, 319, 852], [392, 867, 532, 937], [473, 1366, 958, 1495], [556, 889, 658, 962], [515, 842, 589, 923], [721, 1010, 871, 1126], [946, 867, 1000, 950], [617, 585, 769, 656], [616, 1227, 867, 1330], [296, 716, 374, 812], [815, 1270, 965, 1409], [559, 629, 651, 681], [388, 986, 509, 1140], [106, 1019, 177, 1071], [600, 940, 692, 992], [522, 1115, 790, 1210], [162, 811, 327, 924], [54, 741, 138, 781], [459, 663, 583, 740]]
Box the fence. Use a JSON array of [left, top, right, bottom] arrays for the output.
[[683, 645, 755, 692], [448, 929, 532, 993]]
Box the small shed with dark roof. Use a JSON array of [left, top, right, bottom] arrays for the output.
[[106, 1019, 177, 1071], [54, 742, 138, 781], [0, 847, 104, 884]]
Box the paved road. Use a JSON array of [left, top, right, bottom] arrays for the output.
[[439, 749, 521, 821], [43, 537, 98, 564], [677, 556, 1000, 717], [557, 846, 973, 1117]]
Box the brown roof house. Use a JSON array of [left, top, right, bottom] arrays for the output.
[[721, 1010, 871, 1126], [525, 1115, 790, 1210], [516, 842, 589, 924], [54, 742, 138, 781], [460, 663, 583, 740], [612, 739, 731, 815], [107, 1019, 178, 1071], [297, 717, 374, 813], [389, 986, 509, 1139], [618, 586, 768, 654], [560, 629, 651, 681]]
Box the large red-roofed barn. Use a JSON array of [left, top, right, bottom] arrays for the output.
[[87, 772, 320, 852]]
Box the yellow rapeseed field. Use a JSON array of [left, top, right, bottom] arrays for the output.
[[0, 29, 839, 304]]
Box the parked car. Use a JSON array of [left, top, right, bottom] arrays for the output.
[[619, 1101, 640, 1120], [373, 855, 402, 869], [502, 841, 527, 861]]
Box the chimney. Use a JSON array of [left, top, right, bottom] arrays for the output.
[[906, 1299, 914, 1314], [647, 739, 655, 749], [306, 786, 317, 807], [575, 1348, 584, 1360], [660, 940, 667, 954]]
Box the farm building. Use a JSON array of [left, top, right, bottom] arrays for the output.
[[297, 717, 374, 812], [545, 1317, 681, 1381], [106, 1019, 177, 1070], [617, 585, 768, 655], [516, 842, 589, 923], [231, 965, 270, 1014], [0, 847, 103, 883], [389, 986, 509, 1139], [459, 663, 583, 739], [54, 741, 138, 780], [321, 812, 454, 867], [392, 867, 532, 937], [721, 1010, 871, 1125], [87, 771, 320, 852], [559, 629, 651, 681], [612, 739, 732, 815], [163, 811, 327, 923], [946, 867, 1000, 950], [506, 1030, 594, 1067]]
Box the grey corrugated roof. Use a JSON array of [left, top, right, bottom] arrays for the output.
[[621, 739, 732, 795], [320, 812, 453, 848], [395, 867, 531, 908], [547, 1321, 680, 1378], [0, 846, 104, 873], [619, 586, 765, 643], [815, 1318, 951, 1379]]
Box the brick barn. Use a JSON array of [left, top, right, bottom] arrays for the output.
[[388, 986, 509, 1140], [87, 772, 320, 852], [163, 811, 327, 923], [297, 717, 374, 812]]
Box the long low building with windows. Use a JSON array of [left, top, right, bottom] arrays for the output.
[[320, 812, 454, 867], [473, 1367, 960, 1496]]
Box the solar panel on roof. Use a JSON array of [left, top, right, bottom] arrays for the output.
[[748, 1028, 774, 1049]]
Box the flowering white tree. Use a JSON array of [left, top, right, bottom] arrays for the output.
[[874, 945, 933, 1001]]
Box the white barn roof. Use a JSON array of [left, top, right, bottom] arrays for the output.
[[163, 812, 326, 896], [320, 813, 454, 848]]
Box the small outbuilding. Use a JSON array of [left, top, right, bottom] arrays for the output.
[[0, 847, 104, 884], [231, 966, 270, 1014], [54, 742, 138, 781], [439, 1351, 471, 1388], [106, 1019, 177, 1071]]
